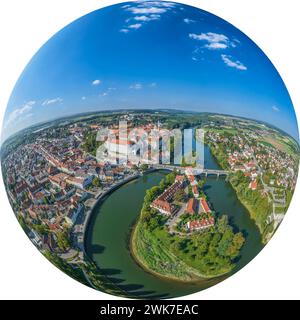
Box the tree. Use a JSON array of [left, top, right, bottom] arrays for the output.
[[43, 196, 49, 204], [140, 164, 149, 172], [217, 215, 229, 233], [57, 230, 71, 251], [174, 189, 187, 202], [145, 186, 161, 203], [233, 232, 245, 247], [92, 176, 101, 188], [31, 223, 49, 235], [165, 172, 176, 186], [198, 178, 206, 189]]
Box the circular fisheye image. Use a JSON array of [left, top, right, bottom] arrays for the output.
[[1, 1, 299, 299]]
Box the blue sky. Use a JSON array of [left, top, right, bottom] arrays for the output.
[[2, 1, 298, 141]]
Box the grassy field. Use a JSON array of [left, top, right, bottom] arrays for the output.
[[261, 134, 299, 157], [205, 127, 239, 135], [131, 185, 244, 282], [131, 223, 204, 281]]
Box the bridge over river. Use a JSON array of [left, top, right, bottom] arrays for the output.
[[151, 164, 230, 177]]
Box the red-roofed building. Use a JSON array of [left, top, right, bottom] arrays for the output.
[[200, 198, 211, 213], [186, 198, 198, 214], [49, 173, 70, 187], [186, 217, 215, 232], [28, 207, 37, 220], [175, 175, 185, 183], [244, 161, 256, 171], [15, 181, 28, 196], [249, 179, 258, 190], [151, 180, 183, 215], [192, 185, 199, 198], [188, 174, 198, 186], [151, 199, 175, 216]]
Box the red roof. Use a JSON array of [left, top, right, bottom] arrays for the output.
[[152, 199, 172, 214], [188, 175, 195, 182], [188, 217, 215, 230], [175, 175, 185, 182], [249, 179, 258, 190], [192, 186, 199, 195], [186, 198, 197, 214], [246, 161, 256, 168], [200, 198, 211, 213]]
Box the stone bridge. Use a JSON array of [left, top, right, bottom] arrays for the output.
[[152, 164, 229, 177]]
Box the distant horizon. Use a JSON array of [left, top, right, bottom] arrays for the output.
[[2, 107, 298, 146], [2, 1, 298, 142]]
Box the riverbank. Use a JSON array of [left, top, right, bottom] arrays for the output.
[[85, 164, 261, 298], [80, 173, 147, 298], [130, 209, 216, 283], [130, 170, 244, 282], [83, 173, 143, 254], [83, 173, 141, 240], [207, 144, 266, 241], [86, 170, 223, 284]]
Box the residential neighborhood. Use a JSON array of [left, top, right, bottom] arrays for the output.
[[1, 109, 298, 292]]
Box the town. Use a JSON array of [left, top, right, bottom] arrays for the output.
[[205, 122, 298, 241], [1, 110, 299, 286]]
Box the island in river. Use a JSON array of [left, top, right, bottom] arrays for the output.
[[3, 109, 298, 298], [86, 143, 265, 298], [131, 169, 245, 282]]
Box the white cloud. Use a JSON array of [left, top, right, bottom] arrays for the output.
[[149, 82, 157, 87], [142, 2, 177, 8], [120, 2, 175, 33], [128, 23, 142, 29], [134, 14, 160, 21], [272, 105, 280, 112], [26, 100, 36, 106], [130, 83, 143, 90], [189, 32, 231, 50], [189, 32, 228, 43], [92, 79, 101, 86], [205, 42, 228, 50], [127, 7, 167, 14], [221, 54, 247, 71], [4, 101, 35, 128], [121, 2, 176, 33], [183, 18, 195, 24], [42, 97, 63, 106]]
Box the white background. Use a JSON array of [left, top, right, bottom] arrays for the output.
[[0, 0, 299, 300]]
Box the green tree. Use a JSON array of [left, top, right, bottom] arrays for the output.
[[198, 177, 206, 188], [92, 176, 101, 188], [56, 230, 71, 251], [140, 164, 149, 172], [174, 189, 187, 202]]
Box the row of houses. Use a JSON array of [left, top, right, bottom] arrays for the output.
[[186, 218, 215, 232], [150, 175, 185, 215]]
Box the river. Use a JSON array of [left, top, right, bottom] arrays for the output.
[[85, 145, 263, 299]]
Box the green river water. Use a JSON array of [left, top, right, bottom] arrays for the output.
[[86, 146, 263, 298]]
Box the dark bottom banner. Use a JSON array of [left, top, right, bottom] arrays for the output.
[[0, 300, 292, 319]]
